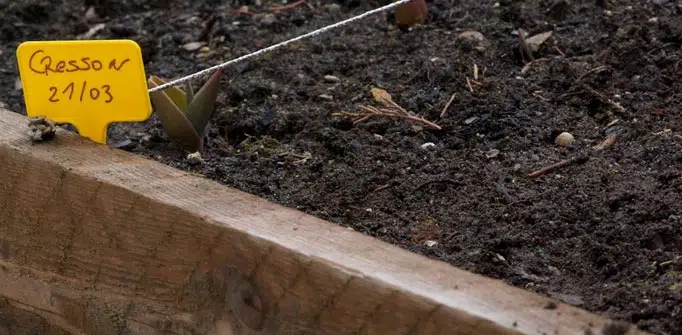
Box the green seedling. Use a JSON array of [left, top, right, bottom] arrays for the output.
[[394, 0, 428, 28], [147, 70, 223, 153]]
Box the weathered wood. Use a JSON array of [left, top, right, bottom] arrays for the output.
[[0, 108, 649, 335]]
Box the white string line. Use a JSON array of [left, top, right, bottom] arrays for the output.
[[148, 0, 415, 92]]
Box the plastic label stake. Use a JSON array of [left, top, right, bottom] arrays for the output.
[[16, 40, 152, 144]]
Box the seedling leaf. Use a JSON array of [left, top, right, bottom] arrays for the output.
[[184, 80, 194, 108], [149, 75, 188, 113], [148, 78, 201, 152], [187, 69, 223, 137]]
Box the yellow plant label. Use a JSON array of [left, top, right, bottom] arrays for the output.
[[16, 40, 152, 144]]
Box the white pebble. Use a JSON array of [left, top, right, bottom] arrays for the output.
[[457, 30, 485, 42], [486, 149, 500, 158], [182, 41, 205, 51], [424, 240, 438, 248], [186, 151, 204, 164], [323, 75, 340, 83], [420, 142, 436, 150], [555, 132, 575, 146], [464, 116, 478, 124]]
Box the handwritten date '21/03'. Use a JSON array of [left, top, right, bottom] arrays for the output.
[[48, 81, 113, 103]]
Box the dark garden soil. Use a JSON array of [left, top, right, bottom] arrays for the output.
[[2, 0, 682, 334]]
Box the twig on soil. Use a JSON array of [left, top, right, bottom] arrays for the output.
[[554, 45, 565, 57], [658, 255, 681, 267], [373, 184, 391, 192], [518, 28, 534, 62], [583, 86, 626, 113], [660, 258, 682, 266], [334, 104, 441, 130], [556, 65, 608, 99], [271, 0, 305, 13], [469, 79, 484, 87], [574, 65, 607, 84], [558, 82, 625, 119], [528, 155, 590, 178], [520, 57, 549, 75], [532, 91, 548, 101], [466, 77, 474, 92], [334, 86, 441, 130], [440, 92, 457, 118], [232, 6, 253, 15]]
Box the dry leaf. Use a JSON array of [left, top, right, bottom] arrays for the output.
[[525, 31, 553, 53], [593, 134, 617, 150], [370, 87, 394, 107], [182, 42, 206, 51]]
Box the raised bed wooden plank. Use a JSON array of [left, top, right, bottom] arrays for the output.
[[0, 107, 648, 335]]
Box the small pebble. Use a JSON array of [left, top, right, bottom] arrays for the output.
[[350, 139, 363, 150], [420, 142, 436, 150], [457, 30, 488, 51], [323, 75, 340, 83], [260, 13, 277, 26], [318, 94, 333, 101], [513, 163, 522, 172], [182, 42, 205, 51], [186, 151, 204, 165], [464, 116, 478, 124], [555, 132, 575, 146], [424, 240, 438, 248], [486, 149, 500, 158], [27, 117, 57, 142], [457, 30, 485, 42]]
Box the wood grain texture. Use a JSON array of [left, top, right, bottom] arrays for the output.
[[0, 108, 650, 335]]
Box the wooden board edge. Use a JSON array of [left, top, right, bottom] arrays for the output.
[[0, 108, 650, 335]]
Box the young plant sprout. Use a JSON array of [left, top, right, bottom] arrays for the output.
[[394, 0, 428, 28], [147, 70, 223, 154]]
